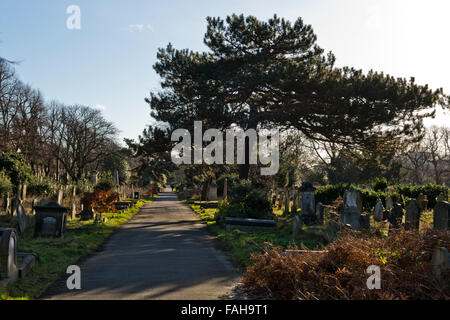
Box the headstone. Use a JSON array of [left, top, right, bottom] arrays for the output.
[[374, 200, 384, 222], [10, 197, 19, 216], [57, 189, 63, 205], [292, 215, 303, 238], [433, 201, 449, 231], [299, 182, 316, 223], [341, 188, 362, 229], [133, 191, 140, 200], [359, 214, 371, 230], [437, 192, 445, 202], [417, 193, 428, 211], [223, 178, 228, 200], [405, 199, 421, 230], [33, 202, 69, 237], [315, 202, 324, 225], [80, 206, 95, 221], [430, 247, 449, 282], [385, 196, 393, 212], [39, 198, 49, 206], [16, 203, 27, 234], [31, 199, 38, 215], [0, 228, 18, 282], [388, 203, 404, 229], [91, 171, 98, 185], [207, 179, 218, 201]]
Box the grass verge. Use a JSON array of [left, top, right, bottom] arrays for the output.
[[0, 198, 154, 300]]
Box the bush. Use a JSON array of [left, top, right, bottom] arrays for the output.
[[81, 190, 120, 213], [395, 183, 448, 208], [0, 170, 13, 196], [27, 177, 54, 197], [94, 172, 117, 192], [0, 151, 33, 187], [221, 180, 272, 219], [373, 177, 388, 192], [243, 229, 449, 299]]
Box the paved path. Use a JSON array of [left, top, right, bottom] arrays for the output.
[[42, 189, 239, 300]]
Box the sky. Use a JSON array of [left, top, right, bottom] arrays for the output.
[[0, 0, 449, 145]]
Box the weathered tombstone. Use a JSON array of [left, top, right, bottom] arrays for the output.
[[39, 198, 49, 206], [133, 191, 140, 200], [223, 178, 228, 200], [430, 247, 449, 282], [292, 215, 303, 239], [0, 228, 18, 283], [405, 199, 421, 230], [71, 203, 76, 220], [374, 200, 384, 222], [341, 188, 362, 229], [315, 202, 324, 225], [33, 202, 69, 237], [388, 203, 404, 229], [15, 203, 28, 234], [385, 196, 393, 212], [80, 205, 95, 221], [31, 199, 38, 215], [433, 201, 449, 231], [91, 171, 98, 185], [437, 192, 445, 202], [10, 197, 19, 216], [359, 214, 371, 230], [299, 182, 316, 224], [207, 179, 218, 201], [417, 193, 428, 211], [57, 189, 64, 205]]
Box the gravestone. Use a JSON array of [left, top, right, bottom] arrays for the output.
[[316, 202, 324, 225], [91, 171, 98, 185], [80, 206, 95, 221], [430, 247, 449, 282], [405, 199, 421, 230], [292, 215, 303, 238], [433, 201, 449, 231], [39, 198, 49, 206], [385, 196, 393, 212], [437, 193, 445, 202], [16, 203, 28, 234], [133, 191, 140, 200], [417, 193, 428, 211], [359, 214, 371, 230], [34, 202, 69, 237], [341, 188, 362, 229], [0, 228, 18, 282], [10, 197, 19, 216], [31, 199, 38, 215], [223, 178, 228, 200], [21, 184, 27, 200], [299, 182, 316, 224], [388, 203, 404, 229], [374, 200, 384, 222], [207, 179, 218, 201]]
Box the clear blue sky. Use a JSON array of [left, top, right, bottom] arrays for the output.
[[1, 0, 449, 144]]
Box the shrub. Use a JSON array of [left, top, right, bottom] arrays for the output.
[[243, 229, 449, 299], [0, 151, 33, 187], [94, 172, 117, 192], [373, 177, 388, 192], [0, 170, 13, 196], [27, 177, 54, 197], [81, 190, 120, 213], [223, 180, 272, 219]]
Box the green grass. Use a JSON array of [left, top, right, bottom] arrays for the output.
[[185, 201, 338, 267], [0, 198, 154, 300]]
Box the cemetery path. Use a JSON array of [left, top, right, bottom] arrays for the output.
[[41, 189, 240, 300]]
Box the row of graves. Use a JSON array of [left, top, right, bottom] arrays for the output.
[[0, 185, 142, 290]]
